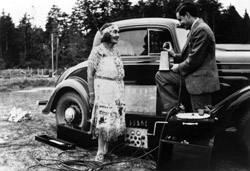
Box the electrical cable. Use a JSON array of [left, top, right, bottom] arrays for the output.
[[177, 76, 182, 107], [98, 145, 159, 169], [61, 142, 158, 171], [108, 142, 128, 154], [27, 155, 103, 171], [159, 107, 176, 141], [60, 160, 103, 171], [26, 164, 66, 171], [56, 148, 104, 171], [127, 143, 141, 158], [58, 147, 96, 159], [140, 138, 155, 161], [26, 142, 159, 171], [27, 133, 161, 171], [26, 158, 65, 171], [26, 143, 139, 171]]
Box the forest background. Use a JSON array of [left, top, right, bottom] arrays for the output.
[[0, 0, 250, 71]]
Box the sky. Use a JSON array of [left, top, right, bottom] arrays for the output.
[[0, 0, 250, 29]]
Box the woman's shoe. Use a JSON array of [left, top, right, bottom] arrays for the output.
[[95, 152, 104, 162]]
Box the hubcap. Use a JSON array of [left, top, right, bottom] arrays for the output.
[[65, 107, 76, 122]]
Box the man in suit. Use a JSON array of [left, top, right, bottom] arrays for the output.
[[155, 2, 220, 113]]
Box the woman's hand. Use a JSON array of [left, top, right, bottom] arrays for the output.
[[87, 64, 95, 110]]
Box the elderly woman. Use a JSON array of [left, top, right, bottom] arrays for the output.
[[87, 23, 126, 162]]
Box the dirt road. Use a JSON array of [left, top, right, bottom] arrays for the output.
[[0, 88, 248, 171]]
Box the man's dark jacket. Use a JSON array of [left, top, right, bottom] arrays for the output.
[[176, 18, 220, 95]]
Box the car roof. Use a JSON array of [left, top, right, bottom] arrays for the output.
[[113, 17, 179, 28], [93, 17, 180, 47]]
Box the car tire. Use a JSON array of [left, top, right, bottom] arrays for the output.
[[56, 91, 89, 131]]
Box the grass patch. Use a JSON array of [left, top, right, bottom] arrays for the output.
[[0, 77, 57, 91]]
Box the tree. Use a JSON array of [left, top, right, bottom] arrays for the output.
[[15, 14, 46, 68], [220, 5, 244, 43], [45, 5, 71, 72], [162, 0, 181, 18], [197, 0, 222, 33], [111, 0, 133, 20], [69, 0, 113, 64], [17, 14, 33, 67], [0, 12, 18, 68], [242, 10, 250, 43]]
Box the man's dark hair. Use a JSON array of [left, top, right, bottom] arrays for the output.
[[100, 23, 113, 43], [176, 2, 198, 17]]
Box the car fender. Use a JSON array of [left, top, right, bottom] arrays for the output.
[[42, 76, 89, 115], [212, 85, 250, 128]]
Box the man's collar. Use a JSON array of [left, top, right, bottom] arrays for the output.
[[191, 18, 199, 30]]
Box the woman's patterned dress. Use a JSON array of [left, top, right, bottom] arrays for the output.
[[88, 43, 126, 141]]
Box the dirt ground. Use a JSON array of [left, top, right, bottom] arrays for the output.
[[0, 80, 249, 171], [0, 88, 60, 171], [0, 87, 156, 171]]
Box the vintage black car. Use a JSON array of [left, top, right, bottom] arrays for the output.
[[41, 18, 250, 164]]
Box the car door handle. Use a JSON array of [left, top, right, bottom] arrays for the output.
[[182, 122, 198, 125]]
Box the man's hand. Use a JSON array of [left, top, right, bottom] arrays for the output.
[[171, 63, 180, 73], [168, 50, 176, 58]]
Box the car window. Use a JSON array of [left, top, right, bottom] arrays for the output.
[[117, 29, 147, 56], [117, 28, 173, 56], [149, 29, 173, 54]]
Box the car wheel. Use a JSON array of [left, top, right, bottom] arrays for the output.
[[238, 110, 250, 159], [56, 91, 89, 131]]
